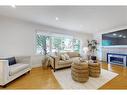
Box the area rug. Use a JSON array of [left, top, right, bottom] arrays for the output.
[[52, 68, 118, 89]]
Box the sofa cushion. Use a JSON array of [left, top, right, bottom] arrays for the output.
[[9, 63, 29, 76], [15, 56, 30, 64], [70, 57, 80, 61], [59, 60, 72, 65], [67, 52, 80, 58]]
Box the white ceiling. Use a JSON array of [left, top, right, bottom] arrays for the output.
[[0, 6, 127, 34]]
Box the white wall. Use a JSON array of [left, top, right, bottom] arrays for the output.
[[0, 15, 93, 68]]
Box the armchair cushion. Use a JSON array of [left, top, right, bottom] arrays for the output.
[[9, 63, 29, 76]]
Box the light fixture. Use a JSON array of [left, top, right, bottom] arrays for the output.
[[119, 35, 122, 37], [113, 33, 117, 36], [55, 17, 59, 21], [11, 4, 16, 8], [83, 47, 88, 54]]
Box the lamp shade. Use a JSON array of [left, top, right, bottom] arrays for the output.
[[83, 47, 88, 54]]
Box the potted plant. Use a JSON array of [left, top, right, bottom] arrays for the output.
[[87, 40, 98, 63]]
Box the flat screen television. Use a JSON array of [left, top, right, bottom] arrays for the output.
[[102, 29, 127, 46]]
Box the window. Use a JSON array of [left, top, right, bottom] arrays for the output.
[[73, 39, 80, 52], [36, 32, 80, 54], [62, 38, 73, 52], [52, 36, 62, 52], [52, 37, 74, 52], [36, 34, 50, 54]]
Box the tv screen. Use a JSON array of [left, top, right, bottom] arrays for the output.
[[102, 29, 127, 46]]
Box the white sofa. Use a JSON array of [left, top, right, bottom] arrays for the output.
[[0, 56, 31, 87]]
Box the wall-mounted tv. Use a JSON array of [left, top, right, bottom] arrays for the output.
[[102, 29, 127, 46]]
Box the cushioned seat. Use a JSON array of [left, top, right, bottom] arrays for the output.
[[89, 63, 100, 67], [70, 57, 80, 61], [71, 65, 88, 70], [71, 62, 89, 83], [9, 63, 29, 76], [71, 71, 89, 77], [58, 60, 72, 65], [72, 63, 88, 69], [88, 62, 101, 77], [72, 75, 89, 82], [71, 67, 89, 73]]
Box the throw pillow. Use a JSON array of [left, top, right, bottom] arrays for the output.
[[0, 57, 16, 66], [60, 54, 66, 60], [64, 54, 70, 60], [6, 57, 16, 66]]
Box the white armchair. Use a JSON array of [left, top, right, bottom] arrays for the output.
[[0, 56, 31, 87]]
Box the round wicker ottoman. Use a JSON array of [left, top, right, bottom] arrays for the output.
[[71, 61, 89, 83], [88, 62, 101, 77]]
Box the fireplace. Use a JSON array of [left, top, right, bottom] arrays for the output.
[[107, 53, 127, 67]]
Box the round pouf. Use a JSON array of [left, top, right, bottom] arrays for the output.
[[88, 62, 101, 77], [71, 62, 89, 83]]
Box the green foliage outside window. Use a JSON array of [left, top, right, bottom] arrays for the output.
[[36, 33, 81, 54], [73, 39, 80, 52], [52, 37, 62, 51], [36, 34, 49, 55]]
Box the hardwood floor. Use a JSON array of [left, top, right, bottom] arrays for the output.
[[99, 62, 127, 89], [0, 62, 127, 89], [0, 67, 61, 89]]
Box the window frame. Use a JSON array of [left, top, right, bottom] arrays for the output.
[[36, 31, 81, 55]]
